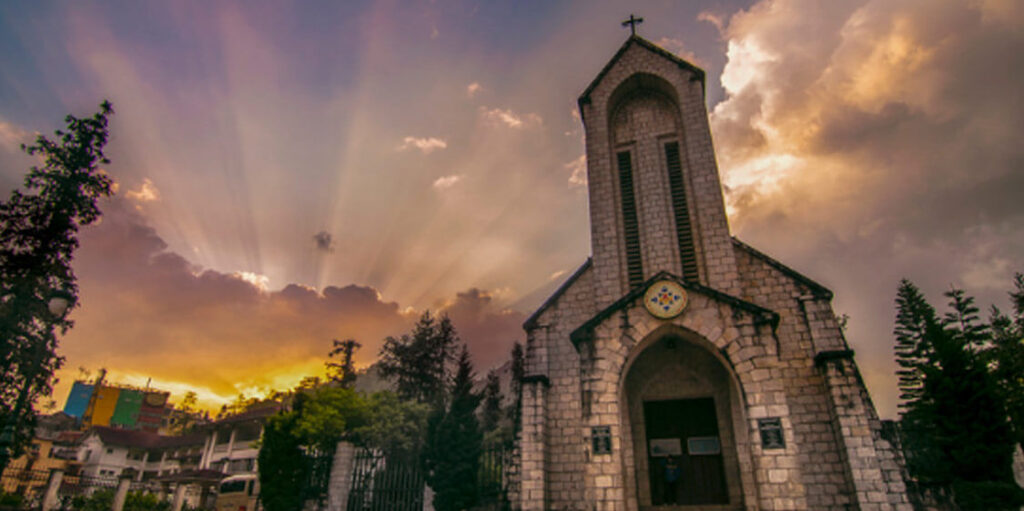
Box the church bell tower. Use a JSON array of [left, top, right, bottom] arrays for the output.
[[578, 36, 741, 304]]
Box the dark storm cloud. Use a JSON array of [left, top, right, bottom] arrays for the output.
[[312, 230, 334, 252]]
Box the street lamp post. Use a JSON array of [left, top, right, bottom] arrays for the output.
[[0, 290, 75, 477]]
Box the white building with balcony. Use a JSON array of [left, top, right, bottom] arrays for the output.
[[197, 403, 280, 476]]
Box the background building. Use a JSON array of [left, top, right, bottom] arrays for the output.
[[198, 403, 280, 476], [62, 378, 170, 433]]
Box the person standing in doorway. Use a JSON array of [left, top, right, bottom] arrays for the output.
[[663, 456, 682, 504]]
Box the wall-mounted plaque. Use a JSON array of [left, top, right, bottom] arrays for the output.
[[687, 436, 721, 455], [649, 438, 682, 457], [758, 418, 785, 449], [592, 426, 612, 454]]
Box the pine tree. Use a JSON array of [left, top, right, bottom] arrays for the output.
[[893, 280, 1024, 509], [481, 369, 503, 433], [258, 407, 307, 511], [987, 273, 1024, 450], [893, 280, 936, 410], [507, 341, 525, 431], [326, 338, 360, 388], [379, 311, 458, 405], [424, 346, 482, 511]]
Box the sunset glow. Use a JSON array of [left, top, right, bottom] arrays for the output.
[[1, 0, 1021, 417]]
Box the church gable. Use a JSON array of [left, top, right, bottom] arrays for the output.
[[577, 36, 705, 111], [568, 271, 779, 349]]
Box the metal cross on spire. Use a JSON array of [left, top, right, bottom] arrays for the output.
[[621, 14, 644, 36]]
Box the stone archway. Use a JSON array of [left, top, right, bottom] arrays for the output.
[[620, 327, 748, 510]]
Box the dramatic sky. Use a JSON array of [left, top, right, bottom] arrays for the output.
[[1, 0, 1021, 418]]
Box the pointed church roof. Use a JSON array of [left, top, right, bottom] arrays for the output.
[[523, 258, 591, 330], [731, 238, 833, 299], [578, 35, 706, 108]]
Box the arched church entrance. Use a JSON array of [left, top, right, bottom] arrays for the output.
[[621, 328, 747, 510]]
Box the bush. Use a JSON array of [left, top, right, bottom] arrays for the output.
[[69, 489, 171, 511], [0, 492, 24, 510], [124, 491, 171, 511], [71, 489, 113, 511], [953, 480, 1024, 511]]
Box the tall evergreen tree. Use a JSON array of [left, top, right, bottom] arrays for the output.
[[379, 311, 458, 405], [258, 406, 307, 511], [424, 345, 482, 511], [326, 338, 361, 388], [986, 273, 1024, 449], [893, 280, 1023, 510], [481, 369, 503, 434], [893, 280, 936, 410], [507, 341, 525, 431]]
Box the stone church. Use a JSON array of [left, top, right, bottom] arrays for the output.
[[514, 35, 912, 511]]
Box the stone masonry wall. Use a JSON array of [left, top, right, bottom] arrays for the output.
[[734, 243, 912, 510], [521, 265, 595, 510], [611, 91, 689, 285], [733, 245, 857, 509], [577, 292, 798, 510]]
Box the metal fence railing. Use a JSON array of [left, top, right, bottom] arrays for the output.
[[477, 447, 512, 510], [344, 446, 512, 511], [1, 468, 51, 508], [57, 473, 120, 499], [0, 469, 182, 511], [301, 451, 334, 505], [347, 449, 424, 511]]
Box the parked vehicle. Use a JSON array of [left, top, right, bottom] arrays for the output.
[[216, 474, 259, 511]]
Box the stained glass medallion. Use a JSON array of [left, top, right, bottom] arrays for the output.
[[643, 280, 688, 319]]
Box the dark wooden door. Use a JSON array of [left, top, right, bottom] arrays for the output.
[[644, 398, 728, 506]]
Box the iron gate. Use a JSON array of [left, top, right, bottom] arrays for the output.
[[347, 449, 424, 511]]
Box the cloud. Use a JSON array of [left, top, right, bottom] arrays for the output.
[[478, 107, 542, 129], [565, 154, 587, 187], [396, 136, 448, 154], [653, 37, 707, 68], [58, 199, 527, 406], [0, 119, 31, 150], [61, 200, 415, 403], [124, 178, 160, 202], [697, 10, 726, 36], [0, 120, 35, 191], [234, 271, 270, 292], [439, 288, 526, 370], [312, 231, 334, 252], [467, 82, 482, 97], [432, 174, 462, 190], [710, 0, 1024, 417]]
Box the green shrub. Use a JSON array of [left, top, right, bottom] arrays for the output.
[[0, 492, 24, 509], [69, 489, 171, 511], [953, 480, 1024, 511]]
